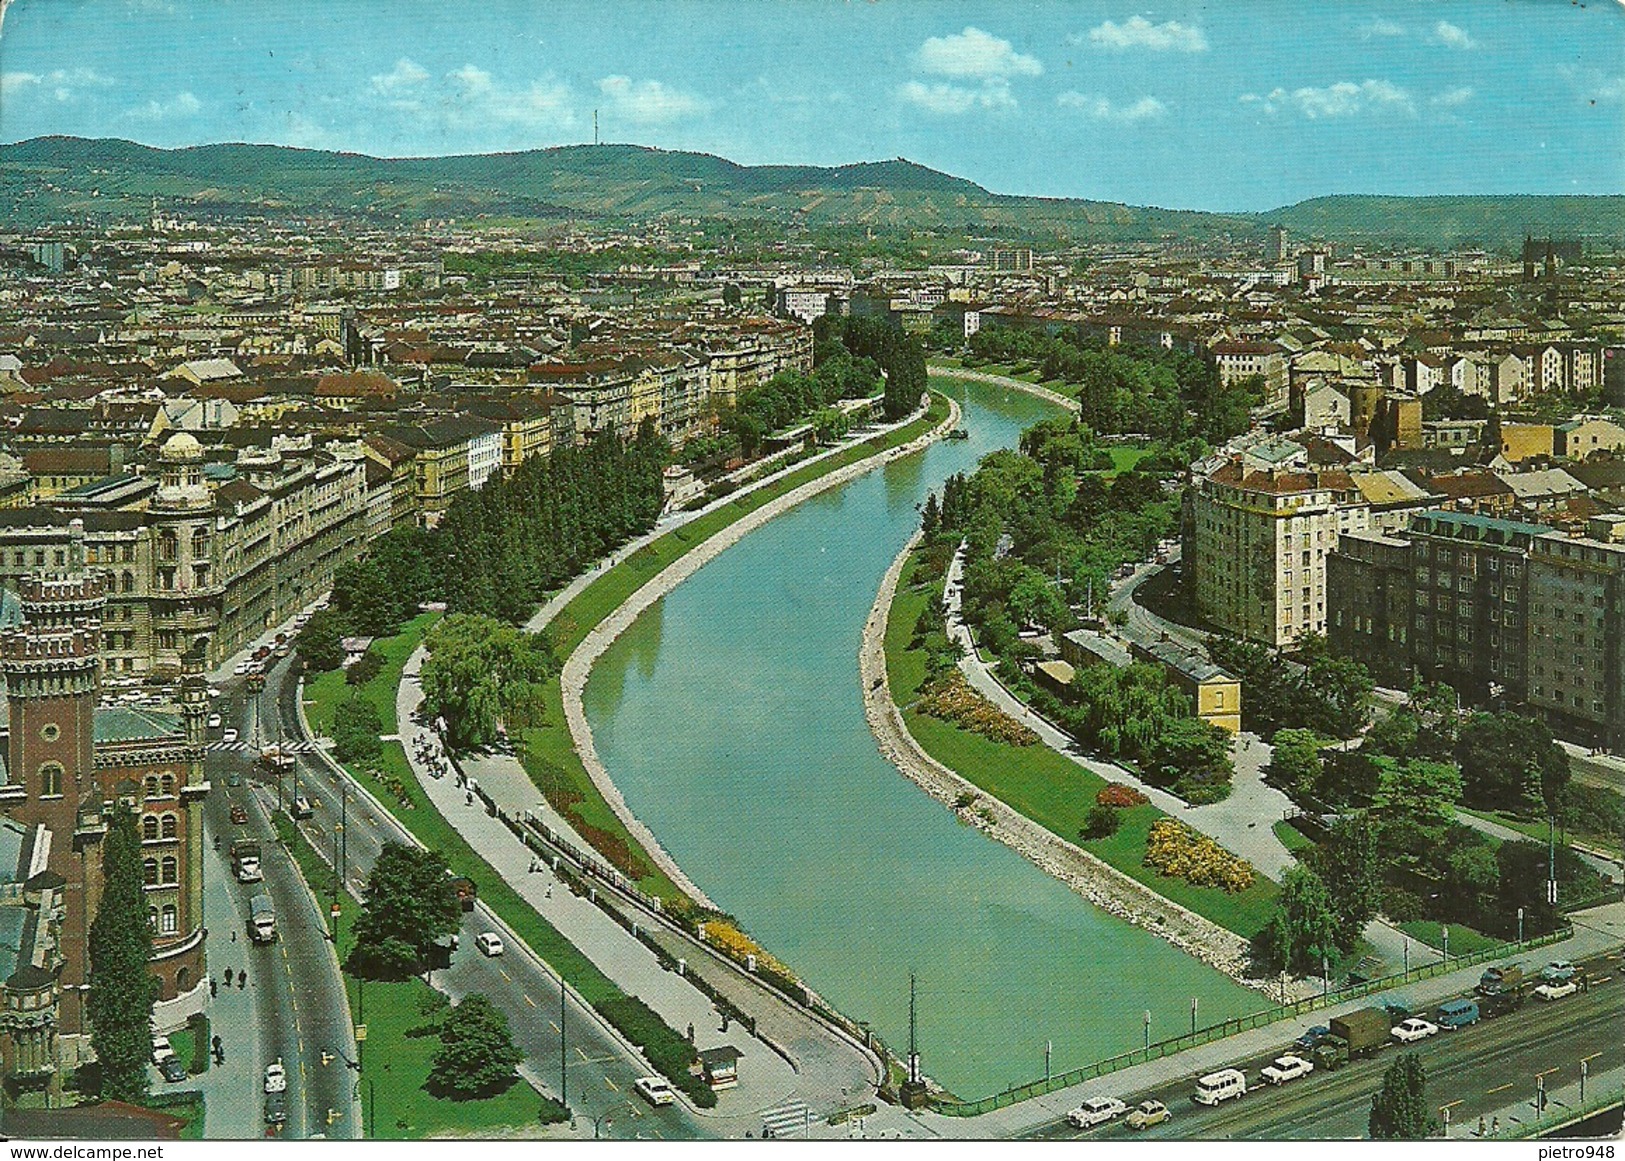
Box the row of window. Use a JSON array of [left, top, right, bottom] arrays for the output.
[[142, 813, 179, 840], [143, 855, 179, 885]]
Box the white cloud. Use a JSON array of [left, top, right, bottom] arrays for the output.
[[915, 26, 1042, 79], [1433, 86, 1475, 108], [126, 90, 201, 121], [448, 64, 494, 96], [4, 67, 114, 103], [1057, 91, 1167, 122], [1085, 16, 1208, 53], [0, 71, 41, 94], [897, 79, 1018, 115], [1361, 18, 1406, 38], [597, 75, 707, 125], [369, 57, 429, 96], [1557, 63, 1624, 104], [1432, 20, 1477, 50], [1241, 79, 1415, 119]]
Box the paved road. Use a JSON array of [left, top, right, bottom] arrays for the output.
[[1029, 947, 1624, 1141], [201, 675, 359, 1139], [263, 657, 708, 1140]]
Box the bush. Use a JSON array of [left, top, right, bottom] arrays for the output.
[[346, 647, 386, 687], [331, 695, 383, 764], [537, 1095, 570, 1125], [915, 671, 1039, 746], [1143, 820, 1256, 893], [1096, 783, 1149, 808], [592, 996, 716, 1108], [1081, 803, 1121, 840], [1381, 886, 1426, 923]]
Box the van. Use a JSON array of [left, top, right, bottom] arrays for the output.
[[1193, 1068, 1246, 1106], [1436, 999, 1479, 1029]]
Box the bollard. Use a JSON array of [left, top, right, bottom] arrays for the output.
[[677, 958, 686, 976], [746, 953, 757, 973]]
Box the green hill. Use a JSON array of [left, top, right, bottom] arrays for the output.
[[2, 136, 1619, 251]]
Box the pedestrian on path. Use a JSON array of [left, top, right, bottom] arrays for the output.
[[224, 966, 234, 986], [210, 977, 217, 998], [238, 970, 247, 990]]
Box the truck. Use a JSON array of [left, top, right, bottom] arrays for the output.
[[264, 1090, 286, 1127], [230, 839, 262, 883], [1476, 965, 1524, 997], [248, 893, 276, 943], [449, 875, 478, 913], [1326, 1007, 1392, 1061], [1481, 985, 1527, 1018]]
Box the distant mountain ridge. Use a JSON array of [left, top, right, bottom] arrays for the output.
[[2, 136, 1621, 249]]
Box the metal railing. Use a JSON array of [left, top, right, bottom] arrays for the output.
[[933, 927, 1575, 1116]]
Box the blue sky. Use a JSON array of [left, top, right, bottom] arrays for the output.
[[0, 0, 1619, 211]]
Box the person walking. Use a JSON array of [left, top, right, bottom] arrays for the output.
[[224, 966, 234, 987], [238, 970, 247, 990]]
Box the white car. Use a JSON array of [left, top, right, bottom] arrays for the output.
[[1066, 1096, 1128, 1129], [234, 660, 250, 675], [151, 1035, 175, 1065], [475, 932, 504, 957], [1391, 1018, 1439, 1043], [633, 1076, 676, 1107], [264, 1060, 287, 1093], [1260, 1054, 1315, 1085], [207, 713, 222, 730], [222, 728, 239, 744], [1534, 980, 1579, 1001]]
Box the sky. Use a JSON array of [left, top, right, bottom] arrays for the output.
[[0, 0, 1620, 211]]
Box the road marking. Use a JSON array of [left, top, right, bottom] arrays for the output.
[[499, 969, 512, 982], [604, 1076, 619, 1092], [523, 994, 536, 1007], [549, 1021, 560, 1034], [1487, 1083, 1513, 1095], [575, 1046, 589, 1062]]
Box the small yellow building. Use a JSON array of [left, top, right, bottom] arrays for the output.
[[1130, 639, 1243, 735]]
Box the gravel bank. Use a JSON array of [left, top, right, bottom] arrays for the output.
[[559, 397, 962, 908], [860, 533, 1285, 996], [927, 363, 1081, 413]]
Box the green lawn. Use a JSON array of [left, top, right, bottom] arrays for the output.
[[1108, 447, 1150, 474], [1394, 919, 1502, 957], [887, 549, 1279, 938], [523, 392, 952, 901], [305, 612, 439, 737], [1460, 805, 1622, 860], [274, 816, 548, 1139], [1272, 819, 1314, 855]]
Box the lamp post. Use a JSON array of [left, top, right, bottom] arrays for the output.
[[1142, 1009, 1151, 1053], [1441, 924, 1449, 965], [1517, 906, 1525, 945], [1191, 997, 1199, 1038]]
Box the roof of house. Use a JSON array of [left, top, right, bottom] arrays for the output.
[[93, 705, 184, 745]]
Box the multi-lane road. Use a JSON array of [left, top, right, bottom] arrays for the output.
[[205, 652, 708, 1140], [1031, 952, 1623, 1141]]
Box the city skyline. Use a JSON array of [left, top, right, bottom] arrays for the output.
[[0, 0, 1621, 211]]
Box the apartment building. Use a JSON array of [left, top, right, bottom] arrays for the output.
[[1527, 516, 1625, 748]]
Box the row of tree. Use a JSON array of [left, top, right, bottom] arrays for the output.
[[418, 614, 560, 751], [815, 314, 927, 421]]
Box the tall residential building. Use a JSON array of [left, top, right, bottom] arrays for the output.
[[1325, 529, 1414, 689], [1186, 444, 1370, 647], [1527, 517, 1625, 748], [1266, 224, 1289, 264]]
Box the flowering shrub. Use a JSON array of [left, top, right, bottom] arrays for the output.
[[1143, 820, 1255, 893], [700, 918, 793, 979], [1096, 783, 1149, 808], [916, 671, 1039, 746]]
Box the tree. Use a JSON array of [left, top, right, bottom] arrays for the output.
[[1369, 1053, 1437, 1139], [1268, 729, 1327, 798], [1372, 758, 1462, 838], [346, 647, 386, 687], [1456, 711, 1569, 816], [331, 694, 383, 764], [1313, 816, 1383, 952], [1254, 867, 1339, 975], [426, 994, 525, 1099], [87, 808, 159, 1102], [346, 844, 462, 980], [419, 615, 558, 751], [298, 607, 348, 672], [1144, 717, 1235, 804]]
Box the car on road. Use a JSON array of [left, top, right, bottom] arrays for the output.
[[264, 1060, 287, 1093], [1193, 1068, 1247, 1106], [159, 1055, 188, 1083], [151, 1035, 175, 1065], [475, 932, 504, 957], [1542, 961, 1575, 983], [222, 728, 239, 744], [230, 804, 249, 825], [1534, 980, 1579, 1001], [1125, 1100, 1170, 1130], [290, 796, 313, 820], [207, 713, 222, 730], [234, 660, 250, 675], [1294, 1025, 1331, 1052], [1391, 1017, 1439, 1043], [226, 770, 242, 787], [634, 1076, 676, 1107], [1066, 1096, 1127, 1129], [1260, 1054, 1315, 1085], [208, 686, 222, 699]]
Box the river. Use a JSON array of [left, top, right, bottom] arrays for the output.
[[582, 376, 1258, 1100]]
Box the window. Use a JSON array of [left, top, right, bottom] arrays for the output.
[[39, 763, 63, 798], [160, 905, 177, 935], [160, 774, 174, 796], [144, 858, 159, 886], [160, 856, 178, 884], [143, 815, 159, 841], [161, 814, 177, 840], [145, 775, 158, 798], [149, 906, 158, 930]]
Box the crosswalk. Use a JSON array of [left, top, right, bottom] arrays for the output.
[[205, 738, 330, 753], [760, 1101, 813, 1139]]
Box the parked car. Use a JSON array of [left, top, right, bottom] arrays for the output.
[[1125, 1100, 1170, 1130], [222, 728, 239, 744], [634, 1076, 676, 1107], [1436, 999, 1480, 1029], [1391, 1017, 1439, 1043], [1260, 1055, 1315, 1085], [1294, 1025, 1331, 1052], [159, 1056, 188, 1083], [230, 804, 249, 825], [234, 660, 250, 676], [264, 1059, 287, 1093], [207, 713, 222, 730], [1542, 961, 1576, 983], [1534, 980, 1579, 1001], [1066, 1096, 1128, 1129], [475, 932, 504, 957], [151, 1035, 175, 1065]]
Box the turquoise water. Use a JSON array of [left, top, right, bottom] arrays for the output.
[[583, 378, 1258, 1100]]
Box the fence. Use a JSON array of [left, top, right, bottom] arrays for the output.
[[933, 926, 1575, 1117]]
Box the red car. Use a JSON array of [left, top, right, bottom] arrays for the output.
[[230, 804, 249, 825]]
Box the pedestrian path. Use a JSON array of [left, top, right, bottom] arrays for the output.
[[205, 738, 329, 754], [759, 1100, 814, 1138]]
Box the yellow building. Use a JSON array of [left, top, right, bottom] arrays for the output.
[[1498, 422, 1555, 463], [1130, 639, 1243, 735]]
